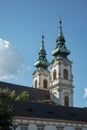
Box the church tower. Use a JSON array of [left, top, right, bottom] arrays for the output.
[[32, 34, 50, 89], [50, 20, 74, 107]]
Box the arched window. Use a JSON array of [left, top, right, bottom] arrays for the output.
[[63, 69, 68, 80], [53, 69, 57, 80], [43, 79, 48, 88], [64, 96, 69, 107], [35, 80, 37, 88]]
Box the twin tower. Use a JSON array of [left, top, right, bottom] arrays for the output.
[[32, 20, 74, 107]]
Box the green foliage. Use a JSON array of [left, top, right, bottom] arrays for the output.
[[0, 88, 14, 130], [15, 91, 29, 101], [0, 88, 30, 101], [0, 88, 29, 129], [9, 90, 16, 100]]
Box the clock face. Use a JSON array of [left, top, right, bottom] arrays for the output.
[[63, 60, 68, 66]]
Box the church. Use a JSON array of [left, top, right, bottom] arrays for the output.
[[32, 20, 73, 107], [0, 20, 87, 130]]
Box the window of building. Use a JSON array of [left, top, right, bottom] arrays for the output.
[[63, 69, 68, 80], [35, 80, 37, 88], [43, 79, 48, 88], [75, 128, 82, 130], [64, 96, 69, 107], [37, 125, 45, 130], [53, 69, 57, 80], [56, 126, 64, 130], [20, 126, 28, 130]]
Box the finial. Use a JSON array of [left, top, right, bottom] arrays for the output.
[[42, 32, 44, 43], [58, 16, 63, 38], [41, 32, 45, 50], [59, 16, 62, 25]]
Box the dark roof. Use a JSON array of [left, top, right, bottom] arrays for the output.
[[0, 81, 50, 102], [1, 81, 87, 122], [12, 100, 87, 122]]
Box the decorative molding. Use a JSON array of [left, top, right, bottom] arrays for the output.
[[13, 117, 87, 129], [63, 92, 69, 96]]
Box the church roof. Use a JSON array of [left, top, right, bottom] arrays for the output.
[[0, 81, 87, 123], [0, 81, 50, 102], [12, 100, 87, 123]]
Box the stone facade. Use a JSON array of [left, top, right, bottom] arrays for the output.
[[32, 69, 50, 89], [13, 118, 87, 130], [50, 58, 73, 106]]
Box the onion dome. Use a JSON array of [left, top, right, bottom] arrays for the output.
[[52, 20, 70, 59], [34, 33, 49, 70]]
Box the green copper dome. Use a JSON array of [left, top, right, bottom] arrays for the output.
[[34, 34, 49, 70], [52, 20, 70, 59]]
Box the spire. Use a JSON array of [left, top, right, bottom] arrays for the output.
[[52, 20, 70, 59], [57, 20, 65, 44], [34, 33, 49, 70], [40, 32, 45, 50]]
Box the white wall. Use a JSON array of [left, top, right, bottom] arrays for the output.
[[64, 126, 74, 130], [14, 119, 87, 130], [15, 124, 87, 130], [83, 128, 87, 130], [45, 125, 56, 130], [29, 124, 37, 130]]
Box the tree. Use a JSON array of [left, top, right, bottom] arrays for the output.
[[15, 91, 29, 101], [0, 88, 14, 130], [8, 89, 29, 101], [0, 88, 29, 130]]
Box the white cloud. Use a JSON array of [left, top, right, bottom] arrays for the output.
[[84, 88, 87, 98], [0, 38, 25, 79]]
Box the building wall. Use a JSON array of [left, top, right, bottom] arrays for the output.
[[16, 125, 87, 130], [13, 118, 87, 130], [50, 58, 73, 107]]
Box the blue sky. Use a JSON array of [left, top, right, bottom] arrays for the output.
[[0, 0, 87, 107]]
